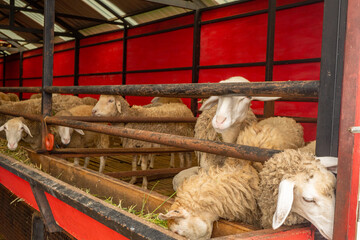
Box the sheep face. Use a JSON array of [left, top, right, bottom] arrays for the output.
[[273, 169, 336, 240], [92, 95, 120, 117], [57, 126, 84, 145], [0, 118, 32, 150], [159, 208, 213, 240]]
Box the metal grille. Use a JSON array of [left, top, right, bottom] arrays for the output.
[[0, 184, 76, 240]]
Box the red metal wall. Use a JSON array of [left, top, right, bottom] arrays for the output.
[[1, 0, 323, 141]]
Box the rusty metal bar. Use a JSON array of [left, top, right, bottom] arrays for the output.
[[105, 167, 188, 178], [43, 147, 193, 157], [43, 117, 280, 162], [44, 81, 319, 98], [0, 86, 41, 93], [59, 116, 197, 123]]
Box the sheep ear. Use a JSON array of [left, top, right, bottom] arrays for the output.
[[75, 129, 85, 135], [21, 123, 33, 138], [272, 179, 294, 229], [316, 156, 338, 174], [199, 96, 219, 111], [158, 210, 185, 220], [115, 96, 122, 113], [251, 96, 281, 101], [0, 124, 5, 131]]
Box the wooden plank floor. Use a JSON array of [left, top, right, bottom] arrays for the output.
[[68, 152, 197, 197]]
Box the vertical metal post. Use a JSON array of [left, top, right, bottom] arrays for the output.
[[315, 0, 347, 157], [19, 51, 23, 100], [42, 0, 55, 149], [191, 10, 201, 116], [9, 0, 14, 26], [122, 25, 128, 86], [333, 0, 360, 238], [264, 0, 276, 118], [74, 37, 80, 93], [2, 54, 5, 87], [31, 212, 45, 240]]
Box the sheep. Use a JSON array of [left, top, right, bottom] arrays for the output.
[[81, 96, 98, 106], [53, 105, 110, 173], [163, 149, 336, 240], [92, 95, 195, 188], [299, 140, 316, 154], [160, 161, 260, 240], [7, 93, 19, 102], [29, 93, 42, 99], [0, 95, 94, 151], [195, 76, 279, 170], [0, 117, 36, 150], [0, 92, 10, 101], [257, 149, 336, 240]]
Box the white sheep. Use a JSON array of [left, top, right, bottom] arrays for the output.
[[162, 149, 337, 240], [92, 95, 194, 188], [160, 161, 260, 240], [53, 105, 110, 173], [0, 117, 35, 150], [258, 149, 337, 240]]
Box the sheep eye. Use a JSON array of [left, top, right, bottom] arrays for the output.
[[303, 197, 315, 203], [108, 99, 114, 103], [3, 126, 7, 130]]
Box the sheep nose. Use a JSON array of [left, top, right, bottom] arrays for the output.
[[216, 115, 227, 125], [9, 143, 15, 148], [62, 138, 70, 145], [92, 109, 97, 115]]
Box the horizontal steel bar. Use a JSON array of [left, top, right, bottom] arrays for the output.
[[44, 117, 280, 163], [44, 81, 319, 98], [105, 167, 188, 178], [58, 116, 197, 123], [0, 87, 41, 93]]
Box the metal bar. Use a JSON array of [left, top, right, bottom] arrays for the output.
[[56, 12, 124, 26], [79, 71, 123, 77], [199, 62, 266, 69], [31, 185, 62, 233], [79, 37, 124, 49], [333, 0, 360, 238], [274, 58, 321, 65], [0, 87, 41, 93], [263, 0, 276, 118], [191, 10, 201, 116], [44, 81, 320, 98], [2, 54, 5, 87], [105, 167, 188, 178], [144, 0, 199, 10], [201, 9, 268, 26], [276, 0, 324, 11], [9, 0, 14, 26], [126, 67, 192, 74], [93, 0, 131, 26], [54, 116, 197, 123], [316, 0, 346, 157], [19, 51, 23, 100], [45, 147, 193, 157], [44, 117, 280, 162], [74, 38, 79, 90], [0, 24, 74, 37], [122, 25, 127, 86], [31, 213, 45, 240]]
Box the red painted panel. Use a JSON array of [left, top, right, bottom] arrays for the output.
[[23, 56, 43, 78], [54, 41, 75, 51], [54, 77, 74, 86], [127, 28, 193, 71], [202, 0, 268, 21], [301, 123, 317, 142], [79, 41, 123, 74], [128, 15, 194, 37], [5, 59, 19, 79], [46, 193, 129, 240], [23, 48, 42, 58], [126, 71, 192, 107], [274, 3, 323, 61], [5, 80, 19, 87], [273, 63, 321, 81], [78, 75, 122, 99], [200, 14, 268, 66], [0, 166, 39, 211], [80, 31, 124, 46], [242, 227, 314, 239], [22, 79, 42, 99], [276, 0, 310, 7], [54, 51, 75, 76]]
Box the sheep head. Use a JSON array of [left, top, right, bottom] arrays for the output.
[[57, 125, 84, 145], [159, 207, 214, 240], [0, 117, 33, 150], [92, 95, 129, 117], [262, 150, 336, 240], [199, 76, 279, 133]]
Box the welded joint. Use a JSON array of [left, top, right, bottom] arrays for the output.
[[348, 126, 360, 133], [30, 184, 62, 233]]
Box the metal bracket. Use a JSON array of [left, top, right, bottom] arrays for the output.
[[31, 185, 62, 233], [349, 126, 360, 133]]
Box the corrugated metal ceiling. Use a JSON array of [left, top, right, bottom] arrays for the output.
[[0, 0, 235, 55]]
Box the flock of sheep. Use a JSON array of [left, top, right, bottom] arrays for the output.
[[0, 77, 337, 240]]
